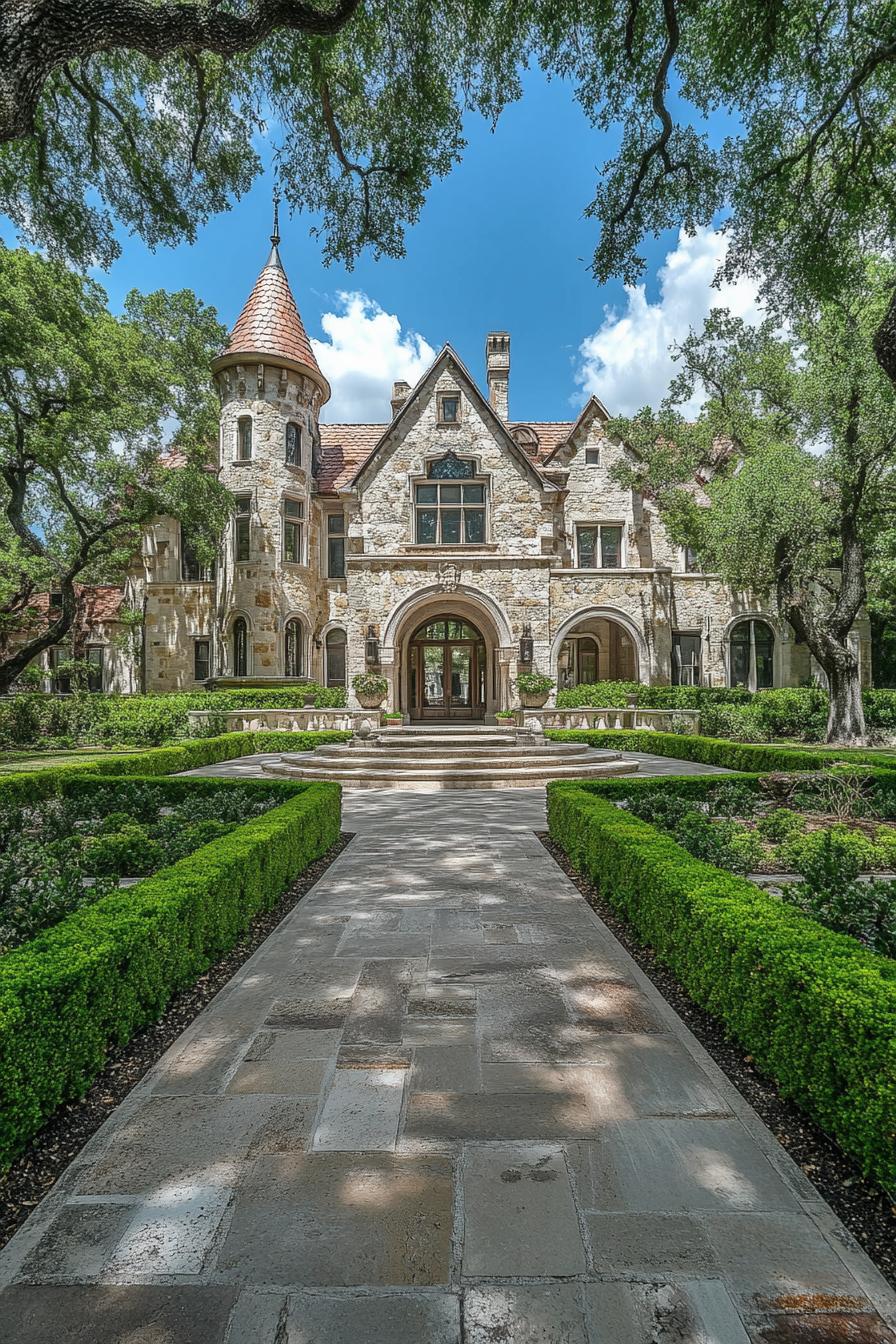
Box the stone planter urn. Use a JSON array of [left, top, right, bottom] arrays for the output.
[[519, 690, 551, 708], [352, 674, 389, 710]]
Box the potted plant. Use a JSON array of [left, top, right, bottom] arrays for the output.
[[382, 711, 403, 727], [516, 672, 555, 708], [495, 710, 516, 723], [352, 672, 389, 709]]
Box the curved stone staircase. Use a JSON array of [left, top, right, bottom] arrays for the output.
[[261, 724, 639, 790]]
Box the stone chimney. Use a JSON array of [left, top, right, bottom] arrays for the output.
[[486, 332, 510, 419], [391, 380, 411, 417]]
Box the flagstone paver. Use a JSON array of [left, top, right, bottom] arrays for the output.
[[2, 785, 895, 1344]]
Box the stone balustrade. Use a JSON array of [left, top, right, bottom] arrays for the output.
[[516, 706, 702, 733], [187, 707, 381, 733]]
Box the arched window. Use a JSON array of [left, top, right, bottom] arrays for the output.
[[325, 628, 347, 687], [729, 619, 774, 690], [237, 416, 253, 461], [285, 619, 305, 677], [233, 617, 248, 677]]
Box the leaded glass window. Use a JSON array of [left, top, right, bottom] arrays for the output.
[[427, 453, 474, 479]]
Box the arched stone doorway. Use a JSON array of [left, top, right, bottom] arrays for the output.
[[407, 615, 486, 721], [385, 586, 511, 721], [551, 608, 646, 689]]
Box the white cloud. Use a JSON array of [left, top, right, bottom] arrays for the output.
[[312, 292, 435, 422], [575, 227, 765, 417]]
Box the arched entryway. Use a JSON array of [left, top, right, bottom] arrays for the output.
[[551, 608, 646, 689], [407, 615, 486, 721]]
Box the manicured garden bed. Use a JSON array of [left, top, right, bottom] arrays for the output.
[[547, 770, 896, 1190], [0, 767, 341, 1167]]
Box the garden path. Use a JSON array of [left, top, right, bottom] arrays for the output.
[[2, 784, 895, 1342]]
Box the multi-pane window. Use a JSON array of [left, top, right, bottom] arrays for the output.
[[438, 393, 460, 424], [672, 632, 701, 686], [86, 645, 104, 693], [181, 528, 215, 581], [577, 523, 623, 568], [283, 497, 303, 563], [233, 617, 248, 677], [415, 482, 485, 544], [327, 513, 346, 578], [584, 446, 600, 466], [729, 619, 774, 691], [285, 422, 301, 466], [237, 416, 252, 461], [234, 494, 251, 562], [49, 646, 70, 693], [285, 619, 304, 677], [194, 638, 210, 682], [683, 544, 701, 572], [325, 628, 347, 687]]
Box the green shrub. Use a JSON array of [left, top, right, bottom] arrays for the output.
[[83, 825, 163, 877], [706, 781, 759, 818], [756, 808, 807, 843], [546, 729, 837, 772], [555, 681, 751, 710], [547, 780, 896, 1188], [779, 824, 875, 878], [0, 776, 341, 1167]]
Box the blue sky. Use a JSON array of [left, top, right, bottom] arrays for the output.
[[77, 70, 762, 424]]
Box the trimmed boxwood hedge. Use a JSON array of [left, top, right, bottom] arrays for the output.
[[547, 779, 896, 1189], [545, 728, 889, 772], [0, 773, 341, 1168]]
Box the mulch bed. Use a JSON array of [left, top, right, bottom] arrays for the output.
[[0, 831, 354, 1251], [538, 831, 896, 1291]]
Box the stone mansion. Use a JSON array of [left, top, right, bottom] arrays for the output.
[[48, 231, 871, 717]]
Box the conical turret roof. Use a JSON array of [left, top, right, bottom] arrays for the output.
[[212, 212, 329, 400]]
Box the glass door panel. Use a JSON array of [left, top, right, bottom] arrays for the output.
[[449, 645, 472, 707], [422, 644, 445, 708]]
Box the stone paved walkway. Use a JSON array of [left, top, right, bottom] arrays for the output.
[[2, 788, 895, 1343]]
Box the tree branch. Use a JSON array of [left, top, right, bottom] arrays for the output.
[[0, 0, 362, 143]]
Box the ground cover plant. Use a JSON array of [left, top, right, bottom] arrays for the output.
[[617, 771, 896, 959], [547, 772, 896, 1188], [0, 777, 288, 953]]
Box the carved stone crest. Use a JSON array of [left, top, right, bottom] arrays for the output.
[[436, 562, 460, 592]]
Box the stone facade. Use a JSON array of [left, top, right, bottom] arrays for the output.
[[52, 244, 873, 707]]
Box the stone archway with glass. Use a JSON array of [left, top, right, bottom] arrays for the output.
[[728, 617, 775, 691], [407, 614, 487, 720]]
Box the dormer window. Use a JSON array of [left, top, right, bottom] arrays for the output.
[[237, 416, 252, 461], [438, 392, 460, 425], [285, 422, 301, 466]]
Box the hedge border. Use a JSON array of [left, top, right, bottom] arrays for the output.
[[0, 771, 341, 1168], [545, 728, 896, 773], [546, 778, 896, 1189]]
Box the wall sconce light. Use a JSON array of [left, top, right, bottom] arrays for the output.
[[365, 625, 380, 665], [519, 623, 533, 664]]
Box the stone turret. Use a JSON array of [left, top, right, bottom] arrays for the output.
[[209, 202, 329, 681]]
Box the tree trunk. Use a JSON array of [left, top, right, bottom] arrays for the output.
[[825, 656, 867, 746], [874, 287, 896, 391]]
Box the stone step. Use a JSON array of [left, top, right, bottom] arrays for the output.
[[374, 732, 517, 748], [262, 755, 638, 789], [286, 748, 623, 771], [313, 742, 596, 761]]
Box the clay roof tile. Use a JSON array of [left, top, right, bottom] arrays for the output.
[[216, 247, 325, 386]]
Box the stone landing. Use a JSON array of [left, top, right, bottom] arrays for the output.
[[262, 724, 641, 789]]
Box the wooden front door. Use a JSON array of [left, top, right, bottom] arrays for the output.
[[408, 617, 486, 720]]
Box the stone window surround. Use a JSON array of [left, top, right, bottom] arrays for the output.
[[410, 457, 491, 548], [235, 413, 254, 462], [282, 495, 305, 566], [192, 635, 211, 682], [284, 615, 307, 677], [436, 390, 462, 426], [574, 520, 626, 570], [584, 445, 601, 466], [233, 492, 252, 564], [285, 419, 303, 467]]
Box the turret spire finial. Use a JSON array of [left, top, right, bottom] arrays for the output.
[[271, 187, 281, 249]]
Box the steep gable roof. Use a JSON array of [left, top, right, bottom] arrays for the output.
[[347, 345, 557, 492], [542, 396, 611, 465]]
